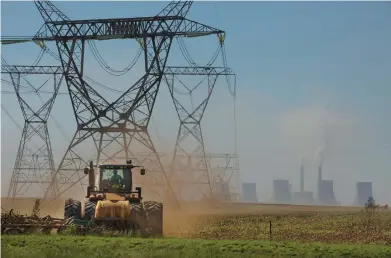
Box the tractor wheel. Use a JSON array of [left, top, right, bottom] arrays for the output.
[[144, 201, 163, 236], [129, 203, 147, 233], [84, 201, 96, 221], [64, 199, 82, 220]]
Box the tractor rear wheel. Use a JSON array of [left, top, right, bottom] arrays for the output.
[[64, 199, 82, 220], [144, 201, 163, 236], [129, 203, 146, 233], [84, 201, 96, 221]]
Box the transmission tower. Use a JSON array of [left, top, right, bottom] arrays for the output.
[[1, 64, 63, 198], [163, 66, 235, 200], [207, 153, 240, 201], [24, 0, 225, 203]]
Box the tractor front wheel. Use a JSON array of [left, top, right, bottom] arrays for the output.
[[64, 199, 82, 220], [84, 201, 96, 221]]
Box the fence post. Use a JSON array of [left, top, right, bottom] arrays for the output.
[[269, 220, 272, 241]]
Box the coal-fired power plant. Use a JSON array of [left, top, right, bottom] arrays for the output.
[[267, 153, 376, 206], [273, 179, 292, 204], [355, 182, 373, 205], [242, 182, 258, 202]]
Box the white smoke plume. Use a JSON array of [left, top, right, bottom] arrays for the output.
[[315, 147, 325, 165], [299, 155, 304, 165]]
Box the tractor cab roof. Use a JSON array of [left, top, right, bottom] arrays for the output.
[[98, 164, 133, 169], [97, 161, 146, 177]]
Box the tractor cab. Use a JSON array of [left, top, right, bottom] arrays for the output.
[[98, 164, 132, 192], [84, 160, 145, 202]]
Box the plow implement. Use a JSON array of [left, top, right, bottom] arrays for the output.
[[1, 203, 161, 236], [1, 209, 91, 234]]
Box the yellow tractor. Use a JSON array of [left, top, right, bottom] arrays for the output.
[[63, 160, 163, 235]]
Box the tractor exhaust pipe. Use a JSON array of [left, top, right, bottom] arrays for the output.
[[84, 161, 95, 198]]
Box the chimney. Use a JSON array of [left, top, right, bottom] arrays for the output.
[[300, 161, 304, 193], [318, 162, 322, 182], [317, 161, 323, 202]]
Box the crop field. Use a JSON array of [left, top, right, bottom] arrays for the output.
[[164, 203, 391, 245], [2, 198, 391, 257]]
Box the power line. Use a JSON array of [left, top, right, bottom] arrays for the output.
[[88, 40, 142, 76], [1, 104, 22, 131], [1, 78, 68, 95]]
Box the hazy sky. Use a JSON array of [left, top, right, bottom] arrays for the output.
[[1, 1, 390, 204]]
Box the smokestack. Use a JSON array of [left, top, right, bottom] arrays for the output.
[[317, 149, 324, 183], [300, 160, 304, 193], [317, 161, 322, 201], [316, 148, 324, 201], [318, 162, 322, 183]]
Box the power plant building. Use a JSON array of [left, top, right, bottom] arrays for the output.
[[292, 160, 314, 205], [242, 182, 258, 202], [272, 179, 291, 204], [293, 191, 314, 205], [355, 182, 373, 205]]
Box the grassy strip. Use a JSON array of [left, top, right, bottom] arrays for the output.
[[2, 235, 391, 258]]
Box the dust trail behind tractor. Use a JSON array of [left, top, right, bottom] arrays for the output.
[[1, 197, 65, 218]]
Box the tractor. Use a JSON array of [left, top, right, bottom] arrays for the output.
[[63, 160, 163, 235]]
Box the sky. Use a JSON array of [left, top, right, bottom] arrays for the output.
[[1, 1, 391, 204]]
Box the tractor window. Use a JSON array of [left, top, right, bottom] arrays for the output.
[[102, 169, 124, 181], [99, 167, 131, 191]]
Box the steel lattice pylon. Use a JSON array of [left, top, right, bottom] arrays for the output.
[[133, 151, 240, 202], [30, 0, 225, 205], [1, 64, 63, 199], [207, 153, 241, 201], [163, 66, 235, 200]]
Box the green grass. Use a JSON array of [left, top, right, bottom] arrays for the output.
[[2, 235, 391, 258]]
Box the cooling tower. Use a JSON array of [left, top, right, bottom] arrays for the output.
[[318, 180, 337, 205], [272, 179, 291, 204], [242, 182, 258, 202], [355, 182, 373, 205]]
